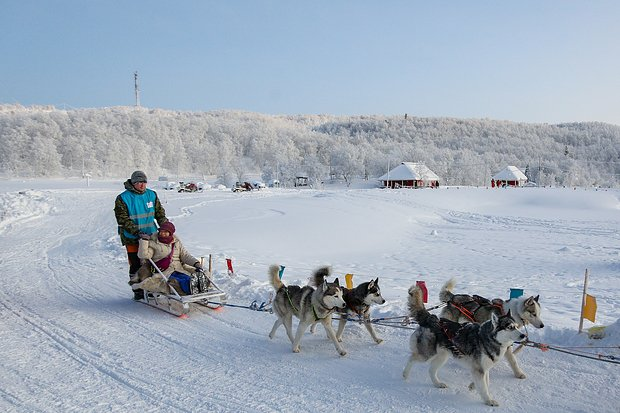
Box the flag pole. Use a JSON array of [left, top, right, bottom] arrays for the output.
[[578, 269, 589, 334]]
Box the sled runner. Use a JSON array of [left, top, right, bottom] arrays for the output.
[[136, 256, 228, 317]]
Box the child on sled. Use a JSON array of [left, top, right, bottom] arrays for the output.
[[132, 221, 209, 296]]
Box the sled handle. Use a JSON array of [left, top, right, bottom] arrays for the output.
[[148, 258, 183, 299]]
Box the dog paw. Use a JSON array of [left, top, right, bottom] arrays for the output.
[[468, 382, 475, 391], [374, 338, 384, 344], [338, 350, 347, 357], [485, 399, 499, 407], [434, 382, 448, 389], [292, 346, 301, 353], [514, 372, 526, 379]]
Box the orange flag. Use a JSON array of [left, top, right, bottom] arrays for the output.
[[583, 294, 597, 323], [345, 274, 354, 289]]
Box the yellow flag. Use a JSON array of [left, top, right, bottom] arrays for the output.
[[345, 274, 354, 289], [583, 294, 597, 323]]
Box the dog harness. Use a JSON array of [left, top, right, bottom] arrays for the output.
[[449, 295, 504, 323], [282, 286, 334, 321], [313, 301, 335, 321]]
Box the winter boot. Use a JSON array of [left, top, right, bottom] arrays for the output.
[[128, 273, 140, 286], [128, 273, 144, 300], [133, 289, 145, 301]]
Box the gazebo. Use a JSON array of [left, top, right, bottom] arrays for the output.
[[492, 166, 528, 187], [378, 162, 440, 189]]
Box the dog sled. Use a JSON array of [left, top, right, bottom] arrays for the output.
[[136, 256, 228, 317]]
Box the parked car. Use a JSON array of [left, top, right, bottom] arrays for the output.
[[178, 182, 199, 192], [232, 182, 254, 192], [196, 182, 211, 191], [252, 181, 266, 189], [164, 181, 179, 191]]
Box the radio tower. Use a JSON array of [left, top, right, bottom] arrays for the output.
[[134, 71, 140, 107]]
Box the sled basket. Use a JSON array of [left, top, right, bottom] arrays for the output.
[[138, 257, 228, 317]]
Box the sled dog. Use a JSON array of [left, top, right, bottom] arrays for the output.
[[439, 278, 544, 378], [403, 285, 525, 406], [268, 265, 347, 356], [334, 278, 386, 344], [310, 277, 386, 343]]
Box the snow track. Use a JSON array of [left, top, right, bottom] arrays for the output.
[[0, 182, 618, 412]]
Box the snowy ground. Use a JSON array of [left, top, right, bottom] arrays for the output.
[[0, 178, 618, 412]]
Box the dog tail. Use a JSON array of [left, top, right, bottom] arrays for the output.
[[269, 264, 284, 290], [309, 266, 331, 287], [407, 285, 433, 325], [438, 278, 456, 303]]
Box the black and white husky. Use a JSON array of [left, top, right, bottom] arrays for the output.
[[268, 265, 347, 356], [335, 278, 386, 344], [310, 277, 386, 344], [439, 278, 544, 378], [403, 285, 525, 407]]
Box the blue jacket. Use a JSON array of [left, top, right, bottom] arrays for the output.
[[114, 180, 167, 245]]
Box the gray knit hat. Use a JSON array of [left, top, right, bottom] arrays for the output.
[[130, 170, 148, 184]]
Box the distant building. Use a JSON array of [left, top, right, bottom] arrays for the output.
[[294, 176, 309, 187], [492, 166, 528, 187], [378, 162, 440, 189]]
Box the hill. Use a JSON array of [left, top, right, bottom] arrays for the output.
[[1, 104, 618, 187]]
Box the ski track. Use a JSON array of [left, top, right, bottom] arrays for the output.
[[0, 185, 618, 412]]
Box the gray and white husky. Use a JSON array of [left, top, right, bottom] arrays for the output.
[[268, 265, 347, 356], [403, 284, 525, 407], [439, 278, 544, 378]]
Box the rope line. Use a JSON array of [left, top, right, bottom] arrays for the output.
[[522, 340, 620, 365]]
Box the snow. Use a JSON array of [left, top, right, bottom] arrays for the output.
[[0, 179, 618, 412]]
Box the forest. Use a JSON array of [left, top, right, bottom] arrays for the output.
[[1, 104, 618, 187]]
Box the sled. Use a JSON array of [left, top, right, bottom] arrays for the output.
[[137, 256, 228, 317]]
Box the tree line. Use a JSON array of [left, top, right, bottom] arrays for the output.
[[1, 104, 618, 187]]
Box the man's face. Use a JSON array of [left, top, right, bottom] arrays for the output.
[[133, 181, 147, 191]]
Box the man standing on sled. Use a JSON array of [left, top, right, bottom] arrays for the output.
[[114, 170, 168, 300]]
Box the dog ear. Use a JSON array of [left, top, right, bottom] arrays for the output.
[[505, 309, 512, 320], [333, 277, 340, 286], [533, 295, 540, 303], [491, 312, 499, 328], [321, 279, 328, 291], [368, 279, 375, 289]]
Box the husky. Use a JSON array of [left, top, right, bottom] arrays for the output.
[[403, 285, 525, 406], [310, 277, 386, 343], [439, 278, 544, 378], [334, 278, 386, 344], [268, 265, 347, 356]]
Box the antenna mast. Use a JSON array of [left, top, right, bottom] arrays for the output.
[[134, 71, 140, 107]]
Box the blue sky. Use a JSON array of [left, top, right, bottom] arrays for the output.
[[2, 1, 619, 125]]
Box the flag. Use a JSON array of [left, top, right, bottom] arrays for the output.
[[345, 274, 354, 289], [509, 288, 524, 299], [416, 280, 428, 303], [582, 294, 597, 323]]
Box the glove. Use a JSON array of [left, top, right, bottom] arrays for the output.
[[193, 262, 203, 271], [139, 232, 151, 240]]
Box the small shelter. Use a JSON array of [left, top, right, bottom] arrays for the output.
[[492, 166, 528, 187], [378, 162, 440, 189], [294, 176, 308, 187]]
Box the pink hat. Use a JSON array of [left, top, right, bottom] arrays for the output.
[[158, 221, 175, 234]]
